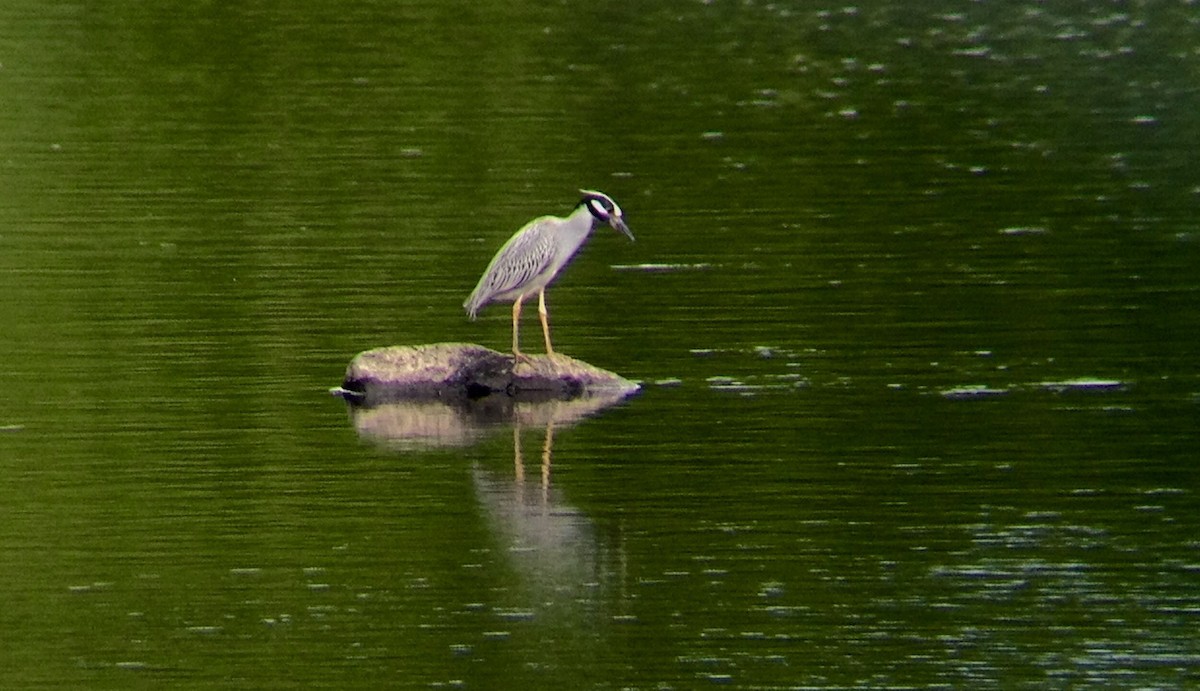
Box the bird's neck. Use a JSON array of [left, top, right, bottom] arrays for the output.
[[547, 204, 597, 261], [567, 203, 599, 233]]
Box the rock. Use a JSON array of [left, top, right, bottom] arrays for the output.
[[335, 343, 640, 407]]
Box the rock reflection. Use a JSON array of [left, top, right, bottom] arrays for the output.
[[345, 387, 634, 452]]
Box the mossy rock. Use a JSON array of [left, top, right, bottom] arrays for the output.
[[335, 343, 639, 407]]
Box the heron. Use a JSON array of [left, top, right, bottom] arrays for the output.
[[464, 189, 634, 361]]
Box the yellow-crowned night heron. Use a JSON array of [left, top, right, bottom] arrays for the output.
[[464, 189, 634, 361]]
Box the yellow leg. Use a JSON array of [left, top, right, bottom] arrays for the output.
[[511, 296, 526, 361], [538, 288, 554, 355]]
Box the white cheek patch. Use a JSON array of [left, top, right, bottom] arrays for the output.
[[587, 199, 608, 220]]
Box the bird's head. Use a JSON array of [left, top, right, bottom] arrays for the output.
[[579, 189, 635, 241]]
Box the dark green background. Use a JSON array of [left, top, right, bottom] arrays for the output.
[[2, 1, 1198, 687]]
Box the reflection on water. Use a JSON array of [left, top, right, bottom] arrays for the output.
[[349, 391, 626, 625], [347, 387, 630, 643], [346, 387, 636, 452], [353, 394, 631, 685], [473, 423, 617, 621]]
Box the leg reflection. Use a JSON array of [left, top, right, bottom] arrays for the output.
[[511, 417, 556, 505], [513, 423, 524, 485], [541, 421, 554, 506]]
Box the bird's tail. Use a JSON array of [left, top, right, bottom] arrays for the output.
[[463, 293, 482, 321]]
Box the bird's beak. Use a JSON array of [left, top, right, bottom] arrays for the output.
[[611, 216, 635, 242]]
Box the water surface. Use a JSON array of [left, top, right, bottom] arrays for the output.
[[2, 0, 1198, 688]]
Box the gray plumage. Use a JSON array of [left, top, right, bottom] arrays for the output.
[[463, 189, 634, 359]]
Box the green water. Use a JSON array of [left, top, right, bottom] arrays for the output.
[[2, 1, 1199, 688]]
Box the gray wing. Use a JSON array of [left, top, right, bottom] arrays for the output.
[[464, 218, 557, 317]]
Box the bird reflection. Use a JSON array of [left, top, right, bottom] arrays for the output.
[[473, 415, 613, 608], [344, 392, 632, 632]]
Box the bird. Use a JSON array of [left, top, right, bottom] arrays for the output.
[[464, 189, 635, 362]]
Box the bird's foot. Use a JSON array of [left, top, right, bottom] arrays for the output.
[[512, 351, 535, 367]]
